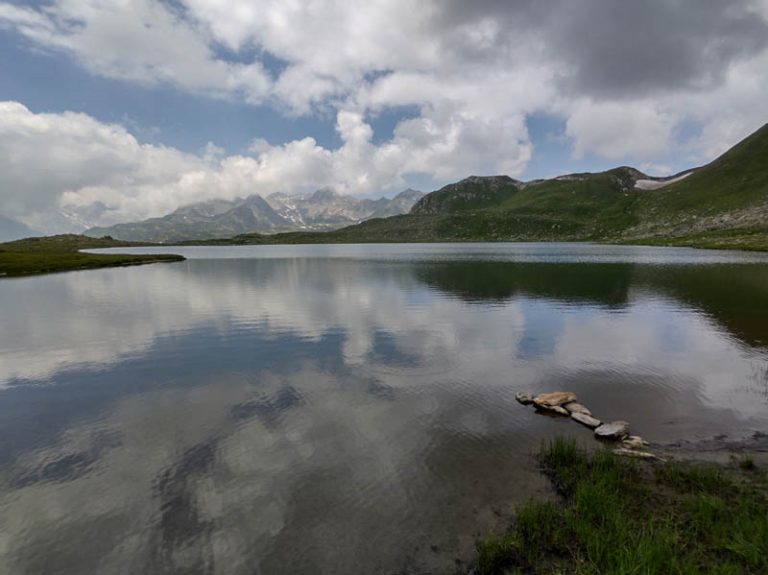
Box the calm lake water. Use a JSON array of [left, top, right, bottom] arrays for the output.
[[2, 243, 768, 574]]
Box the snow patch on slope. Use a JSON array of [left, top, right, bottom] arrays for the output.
[[635, 171, 693, 190]]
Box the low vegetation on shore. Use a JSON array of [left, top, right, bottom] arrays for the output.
[[627, 227, 768, 252], [0, 235, 184, 277], [476, 438, 768, 574]]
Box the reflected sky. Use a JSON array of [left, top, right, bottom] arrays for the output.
[[1, 244, 768, 574]]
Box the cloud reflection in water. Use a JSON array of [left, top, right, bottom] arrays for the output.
[[1, 245, 767, 574]]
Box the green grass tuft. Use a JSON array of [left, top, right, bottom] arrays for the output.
[[739, 455, 758, 471]]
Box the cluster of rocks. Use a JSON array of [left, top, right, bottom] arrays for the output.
[[515, 391, 662, 460]]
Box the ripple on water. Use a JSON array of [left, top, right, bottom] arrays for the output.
[[2, 244, 768, 574]]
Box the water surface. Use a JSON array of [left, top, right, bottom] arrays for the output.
[[2, 243, 768, 574]]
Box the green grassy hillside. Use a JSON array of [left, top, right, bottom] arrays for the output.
[[496, 167, 644, 238], [410, 175, 522, 214], [631, 124, 768, 238]]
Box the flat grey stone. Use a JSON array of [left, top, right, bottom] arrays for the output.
[[571, 412, 602, 428], [595, 421, 630, 440], [563, 402, 592, 416]]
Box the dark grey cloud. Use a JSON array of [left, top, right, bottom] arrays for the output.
[[551, 0, 768, 96], [439, 0, 768, 97]]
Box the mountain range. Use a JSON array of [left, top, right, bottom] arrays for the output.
[[200, 122, 768, 251], [85, 188, 424, 243]]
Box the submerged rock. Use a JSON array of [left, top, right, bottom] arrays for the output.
[[533, 391, 577, 408], [621, 436, 650, 450], [563, 402, 592, 416], [515, 392, 535, 405], [571, 412, 602, 428], [595, 421, 630, 440]]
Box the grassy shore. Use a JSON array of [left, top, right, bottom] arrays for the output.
[[625, 228, 768, 252], [0, 235, 184, 277], [476, 438, 768, 574]]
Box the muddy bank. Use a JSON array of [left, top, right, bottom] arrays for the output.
[[656, 430, 768, 466]]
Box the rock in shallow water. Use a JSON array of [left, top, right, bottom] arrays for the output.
[[571, 412, 602, 428], [621, 435, 650, 450], [595, 421, 630, 440], [563, 402, 592, 416], [515, 392, 535, 405], [533, 391, 577, 408]]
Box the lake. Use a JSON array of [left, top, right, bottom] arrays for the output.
[[2, 243, 768, 574]]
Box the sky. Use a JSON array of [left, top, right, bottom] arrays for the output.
[[1, 0, 768, 232]]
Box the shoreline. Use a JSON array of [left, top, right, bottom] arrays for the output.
[[0, 235, 185, 278], [176, 232, 768, 253], [0, 253, 184, 278], [6, 232, 767, 278], [656, 430, 768, 466]]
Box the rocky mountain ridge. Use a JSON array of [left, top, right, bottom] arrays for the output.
[[85, 188, 423, 243]]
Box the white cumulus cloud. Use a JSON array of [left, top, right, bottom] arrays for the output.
[[0, 101, 533, 230]]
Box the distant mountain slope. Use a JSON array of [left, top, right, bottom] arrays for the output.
[[390, 166, 649, 241], [210, 122, 768, 247], [265, 188, 423, 228], [86, 194, 289, 243], [411, 176, 523, 214], [267, 188, 380, 228], [369, 189, 424, 218], [357, 124, 768, 243], [86, 189, 423, 243], [0, 215, 38, 242]]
